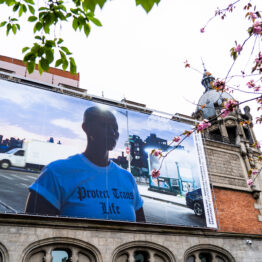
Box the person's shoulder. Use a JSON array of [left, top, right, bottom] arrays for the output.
[[47, 154, 82, 171], [111, 162, 135, 182]]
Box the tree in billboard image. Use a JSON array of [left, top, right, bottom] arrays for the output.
[[25, 106, 146, 222]]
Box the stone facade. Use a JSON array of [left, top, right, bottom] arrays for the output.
[[0, 215, 262, 262]]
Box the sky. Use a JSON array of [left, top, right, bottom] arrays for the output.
[[0, 0, 261, 141]]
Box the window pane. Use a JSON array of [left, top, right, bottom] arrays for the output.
[[52, 250, 69, 262], [216, 256, 225, 262], [199, 252, 212, 262], [186, 255, 195, 262], [134, 250, 149, 262]]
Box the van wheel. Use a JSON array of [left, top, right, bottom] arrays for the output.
[[1, 160, 10, 169], [193, 201, 204, 217]]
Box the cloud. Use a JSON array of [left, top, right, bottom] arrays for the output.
[[0, 80, 77, 112], [50, 118, 85, 139]]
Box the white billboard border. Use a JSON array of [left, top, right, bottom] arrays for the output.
[[193, 132, 217, 228]]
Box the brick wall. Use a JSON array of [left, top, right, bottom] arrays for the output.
[[214, 187, 262, 234]]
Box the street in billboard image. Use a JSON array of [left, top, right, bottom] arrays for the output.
[[0, 78, 217, 228]]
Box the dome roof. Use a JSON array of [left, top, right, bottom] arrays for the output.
[[197, 89, 233, 119]]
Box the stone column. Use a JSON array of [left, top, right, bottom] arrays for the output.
[[44, 247, 53, 262], [128, 249, 135, 262]]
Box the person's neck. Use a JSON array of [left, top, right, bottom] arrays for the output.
[[83, 147, 109, 167]]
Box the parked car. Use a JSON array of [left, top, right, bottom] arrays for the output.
[[185, 188, 205, 217]]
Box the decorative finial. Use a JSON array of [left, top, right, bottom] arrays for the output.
[[201, 57, 206, 72]]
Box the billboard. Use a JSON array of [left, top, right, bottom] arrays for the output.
[[0, 77, 217, 228]]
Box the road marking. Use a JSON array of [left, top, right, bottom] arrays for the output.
[[10, 174, 30, 181], [27, 175, 38, 180], [0, 174, 14, 180], [0, 199, 17, 212]]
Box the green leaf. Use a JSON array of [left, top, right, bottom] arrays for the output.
[[87, 14, 102, 26], [13, 3, 20, 12], [18, 4, 24, 16], [28, 15, 37, 22], [35, 35, 41, 40], [61, 46, 71, 55], [57, 38, 63, 44], [6, 0, 15, 6], [22, 47, 30, 53], [38, 60, 43, 74], [6, 23, 11, 35], [38, 7, 49, 11], [45, 49, 54, 63], [16, 23, 20, 30], [43, 23, 50, 34], [0, 21, 7, 27], [136, 0, 160, 13], [82, 0, 106, 12], [11, 24, 17, 34], [55, 58, 63, 67], [24, 0, 34, 4], [40, 58, 49, 71], [62, 58, 68, 71], [59, 50, 66, 59], [69, 57, 77, 74], [72, 17, 78, 30], [28, 5, 35, 15], [0, 0, 5, 4], [83, 23, 91, 37], [27, 61, 35, 74], [23, 52, 35, 62], [22, 4, 27, 12], [33, 21, 42, 33]]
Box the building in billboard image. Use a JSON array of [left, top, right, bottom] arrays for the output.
[[0, 55, 261, 261]]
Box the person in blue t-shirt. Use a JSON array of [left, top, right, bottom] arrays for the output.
[[25, 106, 145, 222]]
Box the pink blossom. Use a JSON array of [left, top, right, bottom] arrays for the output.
[[234, 44, 242, 53], [224, 99, 238, 111], [253, 21, 262, 34], [247, 80, 255, 88], [221, 109, 229, 118], [254, 86, 260, 91], [213, 79, 225, 91], [247, 179, 254, 186], [255, 142, 261, 149], [173, 136, 181, 142], [197, 119, 211, 132], [200, 27, 205, 33], [252, 169, 259, 175], [255, 53, 262, 65], [151, 149, 162, 157], [249, 12, 257, 20], [151, 168, 160, 178]]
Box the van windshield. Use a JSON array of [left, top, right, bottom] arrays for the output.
[[6, 148, 18, 154]]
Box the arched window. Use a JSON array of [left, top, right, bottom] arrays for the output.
[[23, 238, 100, 262], [0, 243, 8, 262], [113, 241, 175, 262], [185, 245, 235, 262]]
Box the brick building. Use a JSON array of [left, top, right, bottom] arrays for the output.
[[0, 56, 261, 262]]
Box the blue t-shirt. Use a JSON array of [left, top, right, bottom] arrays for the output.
[[29, 154, 143, 222]]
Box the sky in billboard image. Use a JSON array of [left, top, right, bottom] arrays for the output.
[[0, 80, 216, 228]]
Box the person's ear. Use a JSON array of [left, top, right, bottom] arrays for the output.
[[82, 122, 87, 133]]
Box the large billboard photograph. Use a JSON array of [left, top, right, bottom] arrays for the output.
[[0, 78, 217, 228]]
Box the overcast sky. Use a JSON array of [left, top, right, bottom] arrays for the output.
[[0, 0, 261, 141]]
